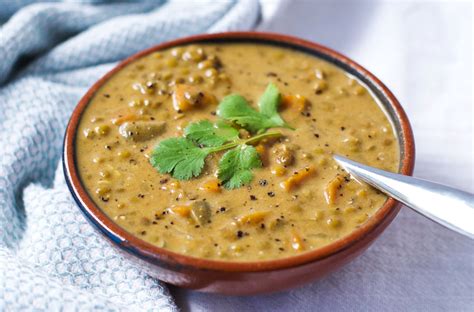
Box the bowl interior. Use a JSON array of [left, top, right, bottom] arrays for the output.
[[64, 32, 415, 273]]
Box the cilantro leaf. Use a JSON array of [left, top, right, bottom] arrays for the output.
[[217, 95, 273, 133], [217, 83, 293, 133], [184, 120, 239, 147], [258, 83, 292, 129], [218, 145, 262, 189], [150, 137, 209, 180]]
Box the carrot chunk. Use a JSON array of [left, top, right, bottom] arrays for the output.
[[291, 229, 305, 251], [112, 114, 138, 126], [280, 165, 316, 191], [324, 175, 344, 205], [271, 164, 287, 176], [237, 211, 269, 225], [281, 94, 308, 112], [168, 205, 191, 218], [199, 179, 221, 193]]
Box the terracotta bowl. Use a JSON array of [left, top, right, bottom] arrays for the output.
[[63, 32, 415, 295]]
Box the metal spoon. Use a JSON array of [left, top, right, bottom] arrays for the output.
[[333, 155, 474, 239]]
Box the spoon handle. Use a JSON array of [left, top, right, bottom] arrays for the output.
[[333, 155, 474, 239]]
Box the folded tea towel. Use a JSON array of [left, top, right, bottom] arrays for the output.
[[0, 1, 287, 310]]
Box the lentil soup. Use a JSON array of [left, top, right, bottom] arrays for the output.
[[75, 43, 399, 261]]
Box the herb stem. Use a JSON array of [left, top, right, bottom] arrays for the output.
[[244, 131, 282, 145], [206, 131, 282, 153]]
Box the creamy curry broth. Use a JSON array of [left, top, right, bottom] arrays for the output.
[[76, 43, 399, 261]]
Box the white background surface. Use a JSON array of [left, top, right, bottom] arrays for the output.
[[172, 0, 473, 311]]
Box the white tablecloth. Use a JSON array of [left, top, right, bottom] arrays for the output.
[[172, 1, 474, 311]]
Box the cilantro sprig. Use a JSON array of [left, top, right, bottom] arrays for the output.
[[150, 83, 293, 189], [151, 124, 281, 188]]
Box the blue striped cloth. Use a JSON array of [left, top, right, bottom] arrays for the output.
[[0, 1, 277, 310]]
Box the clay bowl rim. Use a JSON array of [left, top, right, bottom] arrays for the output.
[[63, 31, 415, 273]]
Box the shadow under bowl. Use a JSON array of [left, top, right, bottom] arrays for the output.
[[63, 32, 415, 295]]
